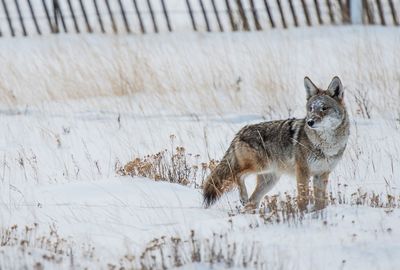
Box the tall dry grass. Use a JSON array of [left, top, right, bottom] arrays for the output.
[[0, 27, 399, 118]]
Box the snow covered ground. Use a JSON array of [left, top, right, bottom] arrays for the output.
[[1, 26, 400, 269]]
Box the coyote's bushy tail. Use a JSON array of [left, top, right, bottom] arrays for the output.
[[203, 150, 238, 207]]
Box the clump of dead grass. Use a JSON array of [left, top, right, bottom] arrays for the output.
[[119, 136, 219, 188]]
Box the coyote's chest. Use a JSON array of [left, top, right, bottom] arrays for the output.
[[307, 153, 341, 174], [304, 124, 349, 174], [306, 142, 346, 174]]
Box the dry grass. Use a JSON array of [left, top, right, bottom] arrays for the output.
[[0, 223, 265, 269], [120, 135, 219, 188], [0, 28, 399, 119]]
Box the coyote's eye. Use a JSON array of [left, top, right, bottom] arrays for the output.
[[322, 106, 328, 111]]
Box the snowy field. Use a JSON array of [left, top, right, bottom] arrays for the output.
[[1, 26, 400, 269]]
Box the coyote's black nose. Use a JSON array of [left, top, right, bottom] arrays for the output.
[[307, 120, 315, 127]]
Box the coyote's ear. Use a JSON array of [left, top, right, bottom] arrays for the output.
[[304, 77, 318, 99], [327, 76, 343, 101]]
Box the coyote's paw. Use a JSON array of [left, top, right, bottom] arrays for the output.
[[239, 202, 258, 214]]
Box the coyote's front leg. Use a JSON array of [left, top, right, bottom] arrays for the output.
[[313, 172, 329, 210], [296, 163, 310, 212]]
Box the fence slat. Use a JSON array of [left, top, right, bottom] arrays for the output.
[[42, 0, 54, 33], [314, 0, 323, 24], [118, 0, 131, 33], [375, 0, 386, 25], [79, 0, 92, 33], [337, 0, 350, 23], [249, 0, 262, 30], [225, 0, 238, 31], [236, 0, 250, 31], [14, 0, 27, 36], [160, 0, 172, 32], [67, 0, 80, 33], [27, 0, 41, 34], [186, 0, 197, 31], [288, 0, 299, 26], [104, 0, 117, 33], [263, 0, 275, 28], [301, 0, 312, 26], [325, 0, 335, 24], [388, 0, 399, 26], [132, 0, 146, 33], [211, 0, 224, 31], [53, 0, 68, 33], [2, 0, 15, 36], [363, 0, 374, 24], [276, 0, 287, 28], [93, 0, 105, 33], [147, 0, 158, 33], [199, 0, 211, 31]]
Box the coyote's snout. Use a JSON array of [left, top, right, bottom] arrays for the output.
[[203, 76, 350, 211]]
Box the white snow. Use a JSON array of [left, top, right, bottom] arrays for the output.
[[1, 26, 400, 269]]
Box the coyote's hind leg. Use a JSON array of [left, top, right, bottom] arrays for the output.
[[245, 173, 279, 210], [238, 176, 249, 205]]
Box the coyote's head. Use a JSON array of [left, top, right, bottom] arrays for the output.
[[304, 76, 346, 130]]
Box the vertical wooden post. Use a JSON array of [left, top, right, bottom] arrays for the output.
[[78, 0, 92, 33], [314, 0, 323, 24], [67, 0, 80, 33], [199, 0, 211, 31], [27, 0, 41, 34], [104, 0, 117, 33], [288, 0, 299, 27], [132, 0, 146, 33], [160, 0, 172, 31], [93, 0, 105, 33], [2, 0, 15, 36], [147, 0, 158, 33], [326, 0, 335, 24], [263, 0, 275, 28], [388, 0, 399, 26], [225, 0, 238, 31], [211, 0, 224, 31], [276, 0, 286, 28], [42, 0, 54, 33], [118, 0, 131, 33], [186, 0, 197, 31], [236, 0, 250, 31], [301, 0, 311, 26], [375, 0, 386, 25], [249, 0, 262, 30]]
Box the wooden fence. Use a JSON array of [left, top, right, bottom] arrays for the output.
[[0, 0, 398, 37]]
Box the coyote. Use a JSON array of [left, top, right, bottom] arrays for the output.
[[203, 77, 349, 211]]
